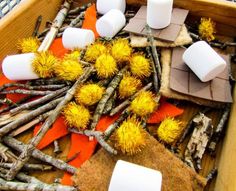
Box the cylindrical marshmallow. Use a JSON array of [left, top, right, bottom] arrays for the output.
[[183, 41, 227, 82], [62, 27, 95, 50], [2, 53, 39, 81], [147, 0, 173, 29], [108, 160, 162, 191], [96, 9, 126, 38], [96, 0, 126, 15]]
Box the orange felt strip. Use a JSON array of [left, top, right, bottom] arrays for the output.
[[147, 100, 184, 124], [49, 38, 69, 58], [33, 116, 68, 150], [82, 4, 99, 38], [61, 114, 119, 185]]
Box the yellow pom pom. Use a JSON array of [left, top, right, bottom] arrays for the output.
[[54, 59, 83, 81], [130, 54, 151, 78], [63, 102, 90, 130], [64, 49, 81, 60], [111, 38, 132, 62], [84, 42, 108, 62], [130, 91, 157, 117], [32, 51, 58, 78], [119, 73, 142, 99], [199, 18, 216, 42], [114, 116, 146, 155], [75, 84, 104, 106], [157, 117, 183, 145], [17, 37, 40, 53], [95, 54, 118, 78]]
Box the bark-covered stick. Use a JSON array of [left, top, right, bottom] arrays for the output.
[[0, 97, 63, 137], [0, 167, 42, 184], [0, 83, 65, 92], [145, 25, 161, 81], [10, 86, 69, 115], [6, 67, 93, 180], [53, 140, 61, 154], [0, 143, 17, 162], [68, 2, 92, 15], [38, 0, 72, 51], [0, 89, 53, 96], [0, 163, 52, 171], [91, 67, 127, 130], [208, 104, 231, 154], [69, 128, 118, 155], [110, 82, 152, 116], [103, 92, 116, 115], [10, 111, 53, 137], [146, 46, 159, 93], [0, 177, 77, 191], [2, 136, 77, 174], [105, 110, 130, 139], [0, 98, 16, 107]]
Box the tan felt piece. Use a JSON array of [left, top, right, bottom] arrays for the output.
[[170, 47, 232, 103], [160, 49, 227, 108], [73, 132, 206, 191], [123, 6, 189, 42], [130, 24, 192, 48]]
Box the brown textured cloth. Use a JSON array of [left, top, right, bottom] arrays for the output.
[[73, 132, 206, 191], [160, 48, 229, 108]]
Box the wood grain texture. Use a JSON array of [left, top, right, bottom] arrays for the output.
[[0, 0, 63, 61], [215, 87, 236, 191]]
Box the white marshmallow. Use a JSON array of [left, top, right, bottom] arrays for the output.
[[108, 160, 162, 191], [183, 41, 227, 82], [96, 0, 126, 14], [147, 0, 173, 29], [2, 53, 39, 81], [62, 27, 95, 50], [96, 9, 126, 38]]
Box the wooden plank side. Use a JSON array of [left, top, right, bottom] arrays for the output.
[[215, 87, 236, 191], [0, 0, 63, 61]]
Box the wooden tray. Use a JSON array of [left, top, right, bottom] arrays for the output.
[[0, 0, 235, 191]]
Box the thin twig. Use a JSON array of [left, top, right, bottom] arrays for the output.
[[2, 136, 77, 174], [110, 82, 152, 116], [6, 67, 94, 180], [0, 177, 77, 191], [69, 128, 118, 155], [91, 67, 127, 130], [0, 163, 53, 171], [0, 89, 53, 96], [0, 97, 63, 137], [32, 15, 42, 37], [10, 86, 69, 115], [53, 140, 61, 154]]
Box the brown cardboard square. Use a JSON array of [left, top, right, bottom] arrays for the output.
[[189, 73, 212, 100], [135, 5, 147, 19], [217, 54, 230, 80], [158, 24, 182, 42], [123, 6, 189, 42], [171, 8, 189, 25], [141, 26, 161, 37], [171, 47, 189, 71], [160, 48, 225, 108], [211, 78, 233, 102], [170, 68, 189, 93], [169, 47, 232, 103], [124, 18, 146, 33]]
